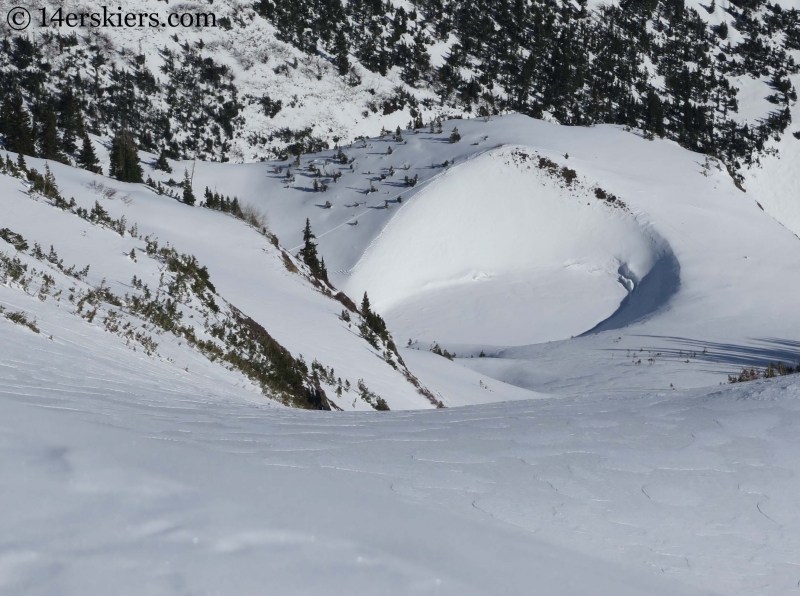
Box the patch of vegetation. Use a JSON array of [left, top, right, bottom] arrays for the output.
[[0, 228, 28, 252], [728, 362, 799, 383], [1, 308, 40, 333], [202, 187, 275, 240], [431, 342, 455, 360], [357, 379, 389, 410]]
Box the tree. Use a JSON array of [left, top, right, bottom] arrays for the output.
[[41, 163, 60, 199], [0, 90, 36, 157], [449, 127, 462, 143], [182, 169, 196, 205], [360, 291, 388, 341], [334, 28, 350, 76], [77, 135, 101, 174], [155, 148, 172, 173], [109, 128, 143, 183], [299, 218, 328, 282], [16, 153, 28, 173], [57, 86, 82, 155], [361, 291, 371, 316], [37, 104, 67, 164]]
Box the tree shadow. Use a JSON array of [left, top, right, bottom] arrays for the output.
[[619, 335, 800, 370]]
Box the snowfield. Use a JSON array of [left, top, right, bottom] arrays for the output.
[[2, 325, 800, 595], [153, 114, 800, 395], [2, 113, 800, 594]]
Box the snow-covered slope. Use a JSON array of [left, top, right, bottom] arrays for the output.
[[126, 114, 800, 394], [3, 322, 800, 595], [1, 151, 541, 411], [345, 144, 666, 345], [2, 109, 800, 594]]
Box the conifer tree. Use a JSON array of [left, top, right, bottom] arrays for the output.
[[0, 90, 36, 157], [155, 148, 173, 173], [334, 28, 350, 76], [361, 291, 371, 316], [42, 164, 60, 199], [299, 218, 328, 282], [57, 86, 81, 155], [360, 291, 387, 340], [38, 104, 67, 163], [182, 169, 196, 205], [77, 135, 101, 174], [109, 128, 143, 183], [16, 153, 28, 174]]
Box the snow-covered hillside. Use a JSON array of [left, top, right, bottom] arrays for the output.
[[4, 111, 799, 399], [2, 1, 800, 584], [119, 114, 800, 396], [3, 321, 800, 595], [4, 133, 564, 410], [2, 0, 798, 166], [3, 113, 799, 595]]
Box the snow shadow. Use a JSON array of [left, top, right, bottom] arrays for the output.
[[582, 249, 681, 335], [627, 336, 800, 369]]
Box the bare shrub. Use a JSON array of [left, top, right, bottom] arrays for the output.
[[240, 203, 268, 230]]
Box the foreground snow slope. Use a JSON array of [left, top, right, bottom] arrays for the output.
[[3, 317, 800, 595]]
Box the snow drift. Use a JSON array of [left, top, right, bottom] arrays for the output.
[[345, 145, 674, 345]]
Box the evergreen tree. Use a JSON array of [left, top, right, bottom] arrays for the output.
[[37, 104, 67, 163], [77, 135, 101, 174], [644, 90, 665, 137], [57, 86, 82, 155], [334, 28, 350, 76], [109, 128, 143, 183], [155, 148, 173, 173], [182, 169, 196, 205], [360, 291, 388, 340], [361, 291, 371, 316], [0, 90, 36, 157], [42, 164, 60, 199], [299, 218, 328, 282], [16, 153, 28, 174]]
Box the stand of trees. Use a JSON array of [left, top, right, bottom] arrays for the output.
[[0, 1, 797, 172]]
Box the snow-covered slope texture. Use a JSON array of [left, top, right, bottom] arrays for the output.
[[742, 59, 800, 236], [3, 324, 800, 595], [347, 145, 670, 345], [166, 113, 800, 394], [0, 0, 797, 169], [415, 116, 800, 395], [0, 152, 491, 411]]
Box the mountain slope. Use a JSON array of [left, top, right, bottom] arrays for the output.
[[2, 327, 800, 595], [1, 0, 797, 167], [1, 152, 508, 410], [110, 113, 800, 395]]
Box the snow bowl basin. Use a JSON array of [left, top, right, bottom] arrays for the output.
[[345, 145, 677, 346]]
